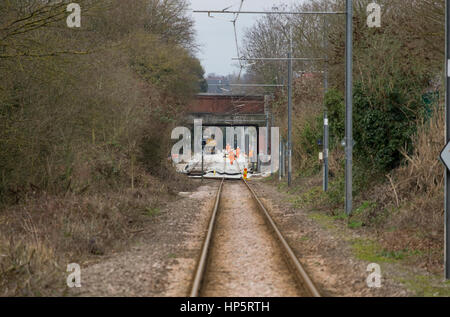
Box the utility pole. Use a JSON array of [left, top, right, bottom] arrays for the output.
[[285, 140, 288, 178], [345, 0, 353, 215], [287, 26, 293, 187], [323, 16, 329, 192], [201, 141, 204, 182], [445, 0, 450, 280], [279, 139, 283, 181], [265, 95, 270, 158]]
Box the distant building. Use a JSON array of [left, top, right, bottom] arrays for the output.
[[206, 76, 231, 94]]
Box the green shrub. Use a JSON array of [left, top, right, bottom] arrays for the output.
[[326, 78, 426, 173], [325, 88, 345, 148], [352, 81, 423, 171]]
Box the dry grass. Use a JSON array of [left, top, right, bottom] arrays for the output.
[[328, 146, 345, 177], [394, 107, 444, 204], [0, 234, 60, 296], [388, 105, 444, 230], [0, 150, 194, 296], [353, 106, 445, 271], [0, 183, 171, 296], [390, 106, 444, 270]]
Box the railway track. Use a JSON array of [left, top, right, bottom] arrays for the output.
[[189, 175, 321, 297]]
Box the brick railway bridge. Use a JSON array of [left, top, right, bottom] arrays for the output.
[[186, 93, 270, 128]]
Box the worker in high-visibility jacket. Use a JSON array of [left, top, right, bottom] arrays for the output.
[[229, 151, 235, 165]]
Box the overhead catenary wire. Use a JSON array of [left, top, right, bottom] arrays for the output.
[[194, 10, 346, 15], [207, 1, 245, 83], [232, 0, 245, 80]]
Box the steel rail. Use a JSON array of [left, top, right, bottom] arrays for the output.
[[189, 177, 224, 297], [190, 157, 320, 297], [242, 178, 321, 297]]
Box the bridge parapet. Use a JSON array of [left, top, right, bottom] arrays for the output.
[[190, 93, 265, 114], [187, 94, 268, 127]]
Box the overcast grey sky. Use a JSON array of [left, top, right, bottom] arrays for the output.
[[188, 0, 303, 76]]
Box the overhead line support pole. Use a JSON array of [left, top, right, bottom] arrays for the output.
[[345, 0, 353, 215], [288, 26, 293, 187], [323, 16, 329, 192]]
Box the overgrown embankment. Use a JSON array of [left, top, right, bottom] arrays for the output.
[[243, 0, 447, 280], [0, 0, 205, 296]]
